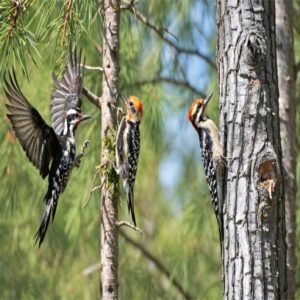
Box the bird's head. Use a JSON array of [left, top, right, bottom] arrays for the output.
[[188, 93, 212, 129], [123, 95, 143, 123], [64, 107, 91, 134]]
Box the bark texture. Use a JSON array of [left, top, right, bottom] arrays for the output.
[[100, 0, 120, 299], [216, 1, 286, 298], [276, 1, 297, 299]]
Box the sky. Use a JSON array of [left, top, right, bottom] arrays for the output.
[[158, 2, 216, 207]]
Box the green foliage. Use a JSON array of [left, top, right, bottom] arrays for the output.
[[0, 0, 228, 299]]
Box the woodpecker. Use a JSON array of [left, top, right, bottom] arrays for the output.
[[188, 93, 224, 242], [114, 96, 143, 226], [4, 48, 91, 247]]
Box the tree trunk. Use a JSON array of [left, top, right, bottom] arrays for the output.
[[276, 1, 297, 299], [216, 1, 286, 298], [100, 0, 120, 299]]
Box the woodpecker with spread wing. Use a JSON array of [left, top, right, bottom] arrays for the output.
[[114, 96, 143, 226], [188, 93, 225, 243], [5, 48, 91, 246]]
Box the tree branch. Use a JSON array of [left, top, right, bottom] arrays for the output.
[[116, 220, 142, 234], [81, 64, 103, 72], [83, 262, 102, 276], [122, 76, 205, 96], [82, 86, 101, 107], [120, 0, 135, 10], [127, 8, 216, 69], [8, 0, 22, 37], [119, 230, 192, 300], [61, 0, 73, 48]]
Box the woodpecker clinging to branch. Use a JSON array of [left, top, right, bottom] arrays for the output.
[[4, 48, 91, 247], [114, 96, 143, 226], [188, 93, 225, 243]]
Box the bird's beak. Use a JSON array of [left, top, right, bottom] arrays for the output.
[[79, 114, 92, 123], [203, 92, 213, 107]]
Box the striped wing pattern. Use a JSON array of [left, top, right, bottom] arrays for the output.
[[51, 47, 84, 135], [5, 70, 59, 179]]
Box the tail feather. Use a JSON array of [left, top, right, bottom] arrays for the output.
[[127, 189, 136, 226], [34, 196, 58, 247]]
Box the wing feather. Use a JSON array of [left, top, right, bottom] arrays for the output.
[[5, 70, 59, 178], [51, 46, 84, 135]]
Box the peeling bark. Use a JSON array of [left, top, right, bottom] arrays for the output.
[[216, 0, 286, 298], [276, 1, 297, 299], [100, 0, 120, 299]]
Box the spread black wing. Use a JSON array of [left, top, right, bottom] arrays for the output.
[[51, 46, 84, 135], [5, 70, 59, 179]]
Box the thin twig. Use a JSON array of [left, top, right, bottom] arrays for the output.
[[128, 8, 216, 69], [8, 0, 22, 37], [82, 86, 101, 107], [81, 64, 103, 72], [82, 168, 101, 208], [120, 0, 136, 10], [61, 0, 73, 48], [116, 220, 143, 234], [83, 262, 101, 276], [120, 230, 192, 300], [122, 76, 205, 96]]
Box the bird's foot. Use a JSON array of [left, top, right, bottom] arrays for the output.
[[75, 140, 91, 168]]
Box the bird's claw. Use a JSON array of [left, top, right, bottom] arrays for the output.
[[75, 140, 91, 168], [82, 140, 91, 154]]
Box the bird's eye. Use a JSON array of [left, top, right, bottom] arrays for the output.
[[129, 102, 134, 107]]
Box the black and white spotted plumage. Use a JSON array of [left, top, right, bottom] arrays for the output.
[[35, 129, 76, 246], [199, 129, 219, 215], [4, 49, 91, 247], [115, 96, 143, 226], [188, 93, 224, 243]]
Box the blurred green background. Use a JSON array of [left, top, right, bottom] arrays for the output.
[[0, 0, 299, 299]]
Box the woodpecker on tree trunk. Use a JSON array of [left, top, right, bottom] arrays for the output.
[[114, 96, 143, 226], [188, 93, 225, 245], [4, 47, 91, 247]]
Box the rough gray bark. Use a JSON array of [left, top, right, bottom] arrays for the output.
[[216, 1, 286, 298], [100, 0, 120, 299], [276, 1, 297, 299]]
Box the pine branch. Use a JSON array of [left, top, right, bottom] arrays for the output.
[[116, 220, 142, 234], [61, 0, 73, 48], [120, 0, 135, 10], [8, 0, 21, 37], [127, 7, 216, 69], [122, 76, 205, 96]]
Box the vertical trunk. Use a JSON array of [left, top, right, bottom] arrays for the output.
[[276, 1, 297, 299], [216, 1, 286, 298], [100, 0, 120, 299]]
